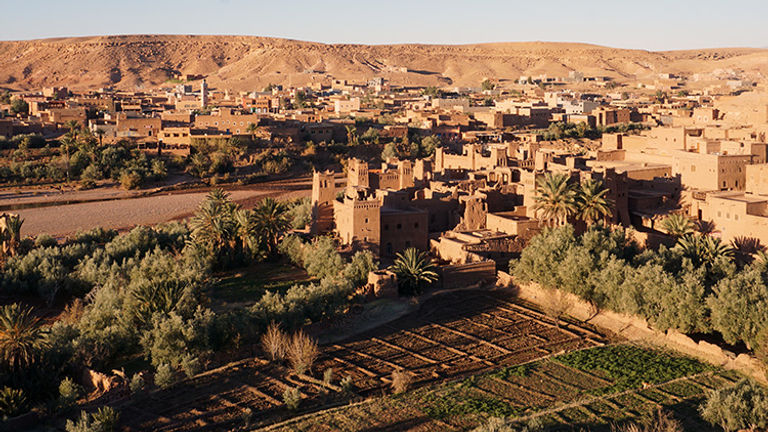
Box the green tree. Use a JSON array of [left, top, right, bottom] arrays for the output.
[[390, 248, 438, 296], [700, 379, 768, 432], [480, 79, 496, 91], [0, 303, 46, 370], [381, 142, 398, 161], [576, 179, 612, 226], [253, 197, 289, 259], [709, 266, 768, 348], [675, 234, 733, 267], [10, 99, 28, 116], [533, 172, 577, 227]]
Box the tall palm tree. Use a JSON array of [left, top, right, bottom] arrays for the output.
[[234, 209, 259, 256], [0, 214, 23, 258], [95, 128, 106, 146], [660, 213, 695, 238], [246, 122, 258, 144], [390, 248, 438, 296], [345, 125, 358, 146], [189, 189, 238, 257], [253, 198, 289, 258], [0, 303, 46, 370], [533, 172, 577, 227], [576, 179, 612, 226]]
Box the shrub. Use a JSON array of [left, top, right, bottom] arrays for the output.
[[282, 387, 301, 411], [154, 363, 175, 389], [180, 354, 201, 378], [261, 322, 289, 362], [340, 375, 354, 393], [322, 368, 334, 388], [611, 409, 682, 432], [58, 377, 82, 411], [119, 171, 143, 190], [128, 373, 145, 394], [91, 406, 119, 432], [700, 379, 768, 432], [287, 331, 319, 376], [35, 234, 58, 248], [0, 386, 27, 418], [390, 369, 412, 394], [65, 407, 119, 432]]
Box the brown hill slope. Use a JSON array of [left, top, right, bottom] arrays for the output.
[[0, 35, 765, 91]]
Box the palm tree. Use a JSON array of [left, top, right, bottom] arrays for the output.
[[576, 179, 612, 226], [660, 213, 695, 238], [189, 189, 238, 258], [246, 122, 258, 144], [60, 134, 76, 183], [345, 125, 358, 146], [0, 214, 23, 259], [675, 234, 733, 266], [0, 303, 46, 370], [234, 209, 259, 256], [95, 128, 106, 146], [390, 248, 438, 296], [253, 198, 289, 258], [533, 172, 577, 227]]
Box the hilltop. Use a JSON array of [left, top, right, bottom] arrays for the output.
[[0, 35, 766, 91]]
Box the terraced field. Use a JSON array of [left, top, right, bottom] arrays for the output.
[[263, 347, 740, 432], [116, 290, 607, 431]]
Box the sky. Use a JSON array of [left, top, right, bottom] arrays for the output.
[[0, 0, 766, 51]]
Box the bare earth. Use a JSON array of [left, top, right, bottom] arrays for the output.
[[1, 35, 766, 91], [16, 190, 265, 237]]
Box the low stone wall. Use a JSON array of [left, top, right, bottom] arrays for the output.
[[497, 271, 766, 383]]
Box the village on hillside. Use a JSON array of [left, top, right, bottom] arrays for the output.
[[3, 63, 768, 431]]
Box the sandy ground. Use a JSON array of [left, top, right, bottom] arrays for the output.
[[16, 190, 268, 238]]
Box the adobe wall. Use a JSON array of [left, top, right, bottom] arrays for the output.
[[496, 271, 767, 383]]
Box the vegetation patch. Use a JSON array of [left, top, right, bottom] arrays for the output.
[[555, 344, 711, 394]]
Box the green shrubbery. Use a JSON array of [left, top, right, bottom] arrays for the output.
[[511, 226, 768, 348]]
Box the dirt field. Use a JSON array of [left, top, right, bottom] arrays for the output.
[[115, 290, 607, 431], [11, 177, 316, 238], [14, 190, 268, 238]]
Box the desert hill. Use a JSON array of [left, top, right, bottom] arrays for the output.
[[0, 35, 765, 91]]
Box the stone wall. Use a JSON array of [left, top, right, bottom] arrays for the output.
[[497, 271, 767, 383]]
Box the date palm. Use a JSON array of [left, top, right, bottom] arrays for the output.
[[660, 213, 694, 238], [0, 214, 23, 258], [253, 198, 289, 258], [533, 172, 577, 227], [391, 248, 438, 296], [675, 234, 733, 266], [95, 128, 106, 146], [189, 189, 238, 256], [0, 303, 46, 370], [577, 179, 612, 226]]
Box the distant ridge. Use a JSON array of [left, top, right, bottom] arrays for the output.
[[0, 35, 765, 91]]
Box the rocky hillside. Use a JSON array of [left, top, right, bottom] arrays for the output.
[[0, 35, 765, 91]]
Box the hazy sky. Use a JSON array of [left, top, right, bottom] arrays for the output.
[[1, 0, 766, 51]]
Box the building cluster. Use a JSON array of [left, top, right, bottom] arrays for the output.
[[3, 68, 768, 266]]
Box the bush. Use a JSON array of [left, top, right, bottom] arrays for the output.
[[180, 354, 201, 378], [65, 407, 119, 432], [700, 379, 768, 432], [287, 331, 319, 376], [119, 171, 143, 190], [58, 377, 81, 411], [340, 375, 354, 393], [611, 409, 682, 432], [282, 387, 301, 411], [390, 369, 412, 394], [0, 386, 27, 418], [128, 373, 145, 394], [261, 322, 289, 362], [154, 363, 175, 389]]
